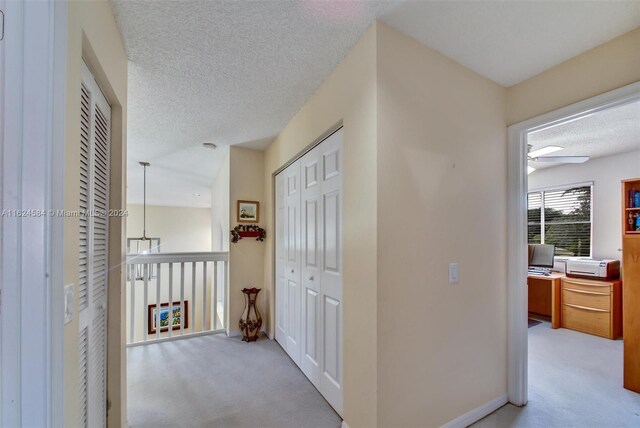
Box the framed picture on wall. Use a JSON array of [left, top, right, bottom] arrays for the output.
[[237, 200, 259, 223], [148, 301, 189, 334]]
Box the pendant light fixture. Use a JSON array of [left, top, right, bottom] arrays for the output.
[[127, 161, 161, 280]]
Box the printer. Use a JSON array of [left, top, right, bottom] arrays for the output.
[[565, 258, 620, 280]]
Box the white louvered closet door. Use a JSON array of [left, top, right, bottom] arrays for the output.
[[79, 61, 111, 428]]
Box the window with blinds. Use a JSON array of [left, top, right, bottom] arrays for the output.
[[527, 185, 592, 257]]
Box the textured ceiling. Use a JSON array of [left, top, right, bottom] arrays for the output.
[[382, 1, 640, 87], [112, 0, 640, 207], [112, 0, 400, 207], [528, 99, 640, 171]]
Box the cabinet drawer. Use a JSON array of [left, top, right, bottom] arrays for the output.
[[562, 303, 610, 338], [562, 287, 610, 311], [562, 277, 612, 293]]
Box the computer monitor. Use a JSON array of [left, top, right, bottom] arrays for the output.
[[528, 244, 555, 268]]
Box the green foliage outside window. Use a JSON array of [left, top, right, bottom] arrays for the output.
[[528, 186, 591, 257]]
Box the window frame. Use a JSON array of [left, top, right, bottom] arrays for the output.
[[527, 181, 594, 258]]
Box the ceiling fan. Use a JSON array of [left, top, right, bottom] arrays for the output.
[[527, 145, 589, 173]]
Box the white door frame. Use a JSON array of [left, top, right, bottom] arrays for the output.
[[507, 81, 640, 406], [0, 0, 67, 426]]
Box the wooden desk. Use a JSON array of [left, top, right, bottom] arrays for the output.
[[528, 272, 563, 329]]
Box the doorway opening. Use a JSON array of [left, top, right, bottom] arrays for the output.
[[507, 82, 640, 425]]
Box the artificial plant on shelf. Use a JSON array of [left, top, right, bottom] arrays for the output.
[[230, 225, 266, 243]]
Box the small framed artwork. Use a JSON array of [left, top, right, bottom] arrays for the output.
[[148, 301, 189, 334], [237, 200, 259, 223]]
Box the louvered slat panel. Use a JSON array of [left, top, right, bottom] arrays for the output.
[[81, 62, 111, 428], [79, 85, 91, 310], [92, 105, 109, 304], [88, 312, 107, 428], [78, 326, 89, 428]]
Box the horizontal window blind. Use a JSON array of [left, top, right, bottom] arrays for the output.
[[528, 185, 592, 257]]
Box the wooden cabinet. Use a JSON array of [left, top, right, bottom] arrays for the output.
[[622, 178, 640, 392], [560, 277, 622, 339]]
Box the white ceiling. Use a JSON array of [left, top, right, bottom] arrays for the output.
[[112, 0, 640, 207], [382, 1, 640, 87], [111, 0, 400, 207], [528, 99, 640, 171]]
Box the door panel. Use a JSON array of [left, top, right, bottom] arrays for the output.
[[323, 191, 340, 274], [300, 147, 322, 383], [318, 130, 343, 415], [284, 161, 301, 364], [305, 288, 319, 361], [323, 295, 341, 387], [275, 174, 286, 342]]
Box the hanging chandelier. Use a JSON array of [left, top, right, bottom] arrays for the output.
[[127, 161, 161, 280]]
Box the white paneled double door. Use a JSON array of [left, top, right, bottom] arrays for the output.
[[275, 128, 343, 416]]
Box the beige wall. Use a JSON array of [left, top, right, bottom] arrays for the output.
[[127, 204, 212, 253], [211, 150, 230, 252], [529, 150, 640, 260], [507, 28, 640, 125], [260, 22, 639, 428], [263, 25, 378, 427], [376, 23, 508, 426], [63, 1, 128, 427], [229, 147, 266, 335]]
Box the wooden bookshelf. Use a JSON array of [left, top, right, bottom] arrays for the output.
[[622, 177, 640, 393], [623, 178, 640, 236]]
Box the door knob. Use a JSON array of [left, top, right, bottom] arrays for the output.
[[309, 276, 314, 281], [290, 269, 294, 274]]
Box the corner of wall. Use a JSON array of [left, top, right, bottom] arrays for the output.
[[261, 23, 379, 427], [228, 147, 266, 336], [374, 21, 508, 427]]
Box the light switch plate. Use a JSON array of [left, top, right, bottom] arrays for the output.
[[449, 263, 459, 284], [64, 284, 74, 324]]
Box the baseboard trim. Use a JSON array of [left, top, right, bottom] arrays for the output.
[[440, 394, 508, 428], [228, 329, 273, 340], [341, 421, 349, 428]]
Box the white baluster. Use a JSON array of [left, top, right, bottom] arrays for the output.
[[213, 260, 218, 331], [156, 263, 161, 340], [129, 264, 136, 343], [202, 262, 207, 332], [180, 262, 185, 335], [168, 263, 173, 338], [224, 260, 228, 330], [192, 262, 196, 332], [143, 264, 149, 342]]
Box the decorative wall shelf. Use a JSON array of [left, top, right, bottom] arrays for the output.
[[231, 225, 266, 243]]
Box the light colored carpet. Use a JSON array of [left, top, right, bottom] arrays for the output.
[[473, 321, 640, 427], [127, 334, 342, 428]]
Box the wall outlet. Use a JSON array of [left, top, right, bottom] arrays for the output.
[[449, 263, 459, 284], [64, 284, 74, 324]]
